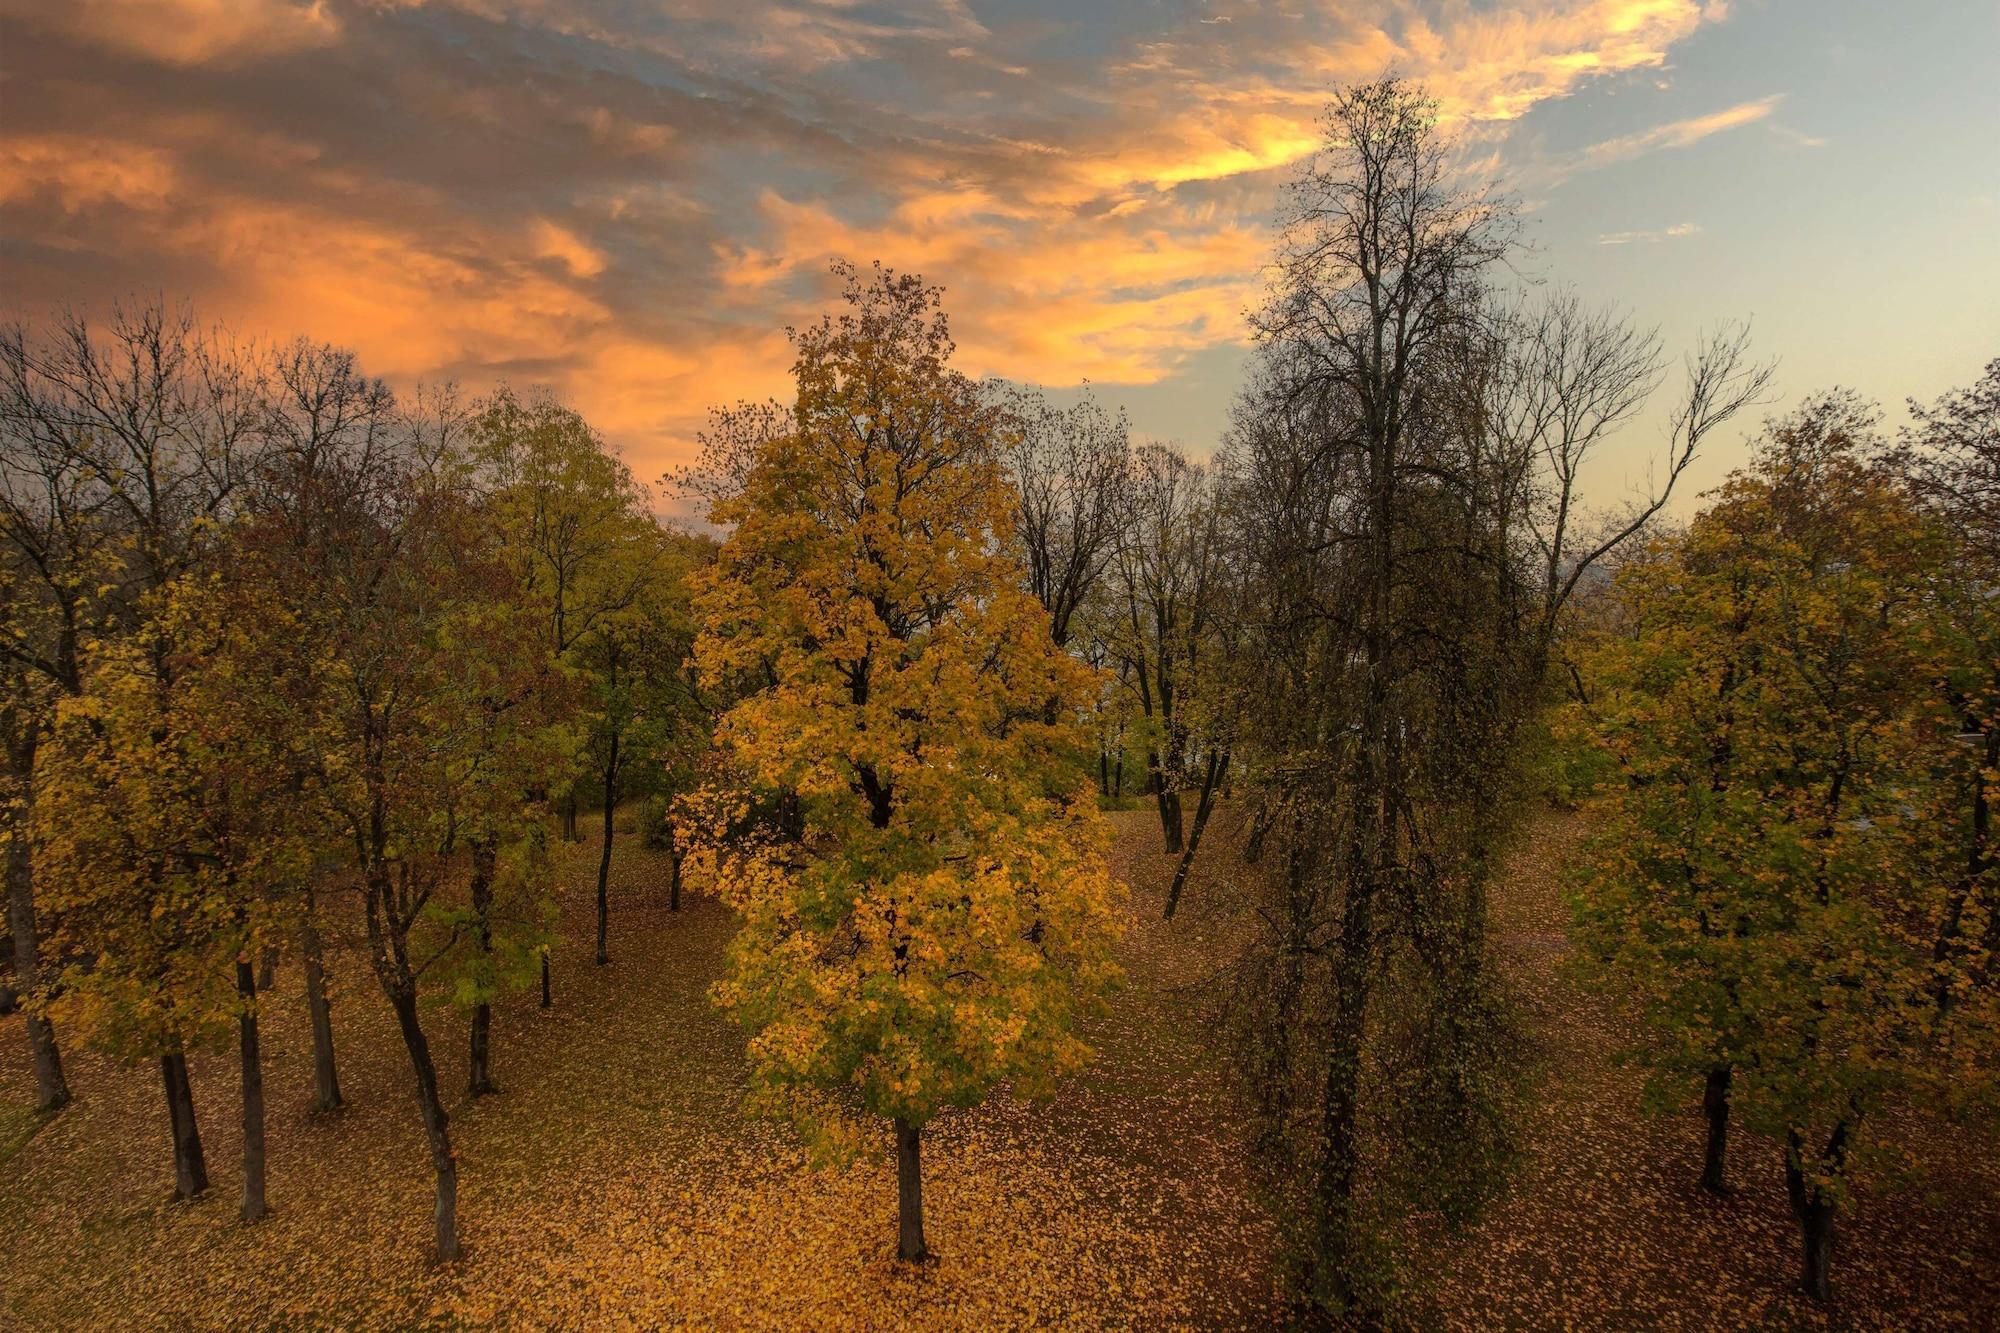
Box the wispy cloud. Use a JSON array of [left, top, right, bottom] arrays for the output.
[[1581, 93, 1784, 168], [1769, 124, 1829, 149], [1597, 221, 1703, 245]]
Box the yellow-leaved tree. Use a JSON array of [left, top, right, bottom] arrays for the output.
[[684, 263, 1123, 1263]]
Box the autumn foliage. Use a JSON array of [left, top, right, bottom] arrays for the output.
[[1, 88, 1995, 1328], [681, 265, 1122, 1259], [1566, 389, 2000, 1299]]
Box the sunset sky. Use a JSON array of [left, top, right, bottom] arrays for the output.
[[3, 0, 1995, 512]]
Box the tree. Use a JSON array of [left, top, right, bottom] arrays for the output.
[[1233, 78, 1525, 1315], [684, 263, 1123, 1262], [1103, 443, 1226, 853], [1486, 290, 1771, 672], [428, 569, 574, 1100], [2, 300, 269, 1118], [38, 570, 320, 1217], [1161, 462, 1250, 920], [473, 389, 653, 972], [299, 389, 564, 1260], [992, 383, 1129, 650], [1895, 360, 2000, 1078], [578, 526, 708, 946], [253, 337, 402, 1113], [1568, 393, 1986, 1300]]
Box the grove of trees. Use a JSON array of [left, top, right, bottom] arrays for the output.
[[3, 75, 1993, 1327]]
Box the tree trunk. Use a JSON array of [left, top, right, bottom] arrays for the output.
[[1164, 748, 1229, 919], [1310, 948, 1368, 1313], [1700, 1065, 1731, 1195], [540, 947, 552, 1009], [6, 824, 69, 1113], [257, 944, 279, 993], [668, 845, 682, 913], [894, 1116, 928, 1262], [1796, 1198, 1835, 1302], [1243, 799, 1272, 866], [236, 959, 268, 1223], [1786, 1124, 1847, 1303], [469, 1003, 495, 1097], [562, 791, 580, 843], [159, 1050, 209, 1200], [299, 888, 343, 1112], [596, 730, 619, 966], [1309, 774, 1380, 1314], [387, 987, 459, 1261], [467, 841, 499, 1096], [1153, 776, 1184, 854]]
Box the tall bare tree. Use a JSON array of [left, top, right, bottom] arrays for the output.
[[1487, 292, 1772, 668], [1235, 78, 1542, 1315], [251, 338, 402, 1114], [1105, 442, 1226, 854], [993, 383, 1129, 649]]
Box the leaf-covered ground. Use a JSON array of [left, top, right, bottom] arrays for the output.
[[3, 806, 1996, 1329], [1400, 809, 2000, 1331]]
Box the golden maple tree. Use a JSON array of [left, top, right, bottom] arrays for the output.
[[683, 263, 1123, 1262]]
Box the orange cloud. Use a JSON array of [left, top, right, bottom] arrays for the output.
[[0, 0, 341, 66], [532, 219, 609, 280], [0, 136, 179, 215], [0, 0, 1742, 492]]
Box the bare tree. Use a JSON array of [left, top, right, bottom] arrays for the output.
[[992, 382, 1129, 648], [1104, 442, 1226, 853], [1493, 298, 1772, 665], [1238, 78, 1524, 1315], [250, 338, 403, 1115]]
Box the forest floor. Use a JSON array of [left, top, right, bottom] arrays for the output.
[[2, 805, 1996, 1330]]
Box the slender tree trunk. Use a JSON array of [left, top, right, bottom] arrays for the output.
[[468, 841, 499, 1097], [1786, 1124, 1847, 1302], [1700, 1065, 1732, 1195], [387, 986, 459, 1261], [468, 1003, 494, 1096], [257, 944, 279, 993], [540, 947, 552, 1009], [159, 1049, 209, 1200], [1305, 386, 1399, 1318], [6, 822, 69, 1113], [1312, 452, 1390, 1314], [777, 789, 806, 841], [1113, 750, 1124, 798], [596, 729, 619, 966], [894, 1116, 928, 1262], [668, 838, 682, 913], [1164, 748, 1230, 919], [1152, 766, 1184, 854], [562, 791, 580, 842], [1099, 747, 1111, 797], [1243, 798, 1272, 867], [1310, 926, 1370, 1313], [236, 959, 268, 1223], [299, 887, 343, 1112], [1157, 701, 1187, 853], [1796, 1198, 1835, 1303]]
